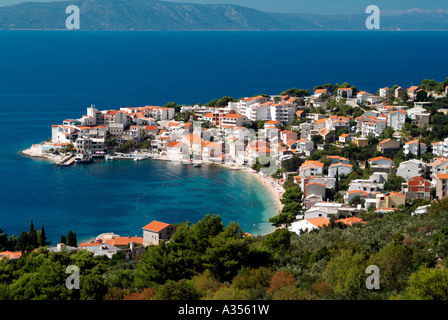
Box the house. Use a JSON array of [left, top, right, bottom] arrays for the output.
[[356, 91, 370, 104], [298, 176, 336, 190], [105, 236, 144, 249], [432, 138, 448, 158], [396, 159, 426, 180], [413, 205, 431, 216], [299, 160, 324, 177], [314, 118, 329, 131], [379, 87, 390, 98], [221, 113, 250, 127], [327, 156, 350, 164], [328, 163, 353, 178], [339, 133, 351, 143], [387, 110, 407, 131], [335, 217, 366, 226], [337, 87, 353, 98], [296, 138, 314, 156], [395, 86, 405, 99], [369, 156, 394, 167], [376, 192, 405, 209], [288, 217, 330, 235], [303, 183, 327, 209], [167, 141, 188, 162], [80, 243, 121, 259], [314, 88, 329, 97], [404, 140, 427, 156], [280, 130, 298, 145], [436, 174, 448, 199], [401, 176, 431, 202], [359, 118, 386, 137], [319, 128, 335, 144], [300, 122, 312, 139], [349, 179, 384, 193], [0, 251, 22, 261], [407, 86, 419, 99], [304, 205, 340, 220], [429, 158, 448, 181], [344, 190, 370, 204], [369, 156, 395, 174], [142, 221, 177, 246], [264, 120, 281, 128], [353, 137, 369, 147], [377, 139, 401, 155]]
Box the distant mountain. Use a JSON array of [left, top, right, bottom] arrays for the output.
[[1, 0, 448, 30]]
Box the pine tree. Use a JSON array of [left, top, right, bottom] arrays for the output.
[[38, 225, 48, 247], [29, 220, 38, 248], [60, 235, 67, 245], [17, 231, 31, 253], [417, 140, 421, 158], [67, 230, 77, 247], [335, 168, 340, 192]]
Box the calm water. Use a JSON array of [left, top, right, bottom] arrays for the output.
[[0, 31, 447, 243]]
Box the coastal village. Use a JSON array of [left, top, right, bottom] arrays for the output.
[[11, 79, 448, 261]]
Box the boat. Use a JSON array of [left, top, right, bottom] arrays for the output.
[[74, 155, 83, 163], [105, 155, 114, 161], [81, 154, 93, 164], [194, 163, 201, 168]]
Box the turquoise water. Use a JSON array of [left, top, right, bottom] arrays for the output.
[[0, 31, 447, 243]]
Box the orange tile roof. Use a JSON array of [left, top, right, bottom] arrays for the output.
[[142, 221, 170, 232], [406, 140, 426, 145], [316, 118, 328, 124], [369, 156, 393, 162], [336, 217, 366, 225], [437, 174, 448, 180], [330, 163, 353, 168], [105, 237, 143, 247], [387, 191, 404, 198], [301, 160, 324, 168], [307, 217, 330, 228]]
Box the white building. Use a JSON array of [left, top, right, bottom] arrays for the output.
[[396, 159, 426, 180], [387, 110, 407, 131], [328, 163, 353, 178], [288, 218, 330, 235], [404, 140, 427, 156]]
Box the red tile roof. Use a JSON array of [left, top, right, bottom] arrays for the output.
[[142, 221, 170, 232]]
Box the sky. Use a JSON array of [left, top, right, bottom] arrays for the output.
[[0, 0, 447, 15]]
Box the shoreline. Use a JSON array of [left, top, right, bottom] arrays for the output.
[[22, 146, 285, 236]]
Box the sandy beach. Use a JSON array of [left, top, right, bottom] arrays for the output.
[[241, 168, 284, 213]]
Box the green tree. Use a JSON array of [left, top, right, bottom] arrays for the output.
[[67, 230, 77, 247], [262, 228, 292, 254], [29, 220, 38, 249], [38, 225, 48, 247], [323, 250, 368, 299], [153, 279, 200, 300], [396, 267, 448, 300]]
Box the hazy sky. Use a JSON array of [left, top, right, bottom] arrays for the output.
[[0, 0, 447, 14]]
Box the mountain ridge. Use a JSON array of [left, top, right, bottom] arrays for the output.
[[1, 0, 448, 30]]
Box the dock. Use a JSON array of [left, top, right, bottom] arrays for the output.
[[56, 155, 75, 166]]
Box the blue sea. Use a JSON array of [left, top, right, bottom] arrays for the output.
[[0, 31, 447, 244]]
